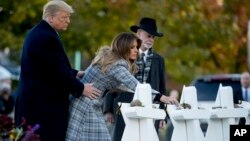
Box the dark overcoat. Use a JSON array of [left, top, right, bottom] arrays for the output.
[[233, 88, 246, 125], [14, 20, 83, 141], [103, 51, 166, 141], [234, 88, 243, 104]]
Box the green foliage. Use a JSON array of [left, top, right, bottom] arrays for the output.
[[1, 0, 250, 85]]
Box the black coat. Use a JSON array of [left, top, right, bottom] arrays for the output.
[[103, 51, 166, 141], [0, 95, 15, 115], [234, 87, 243, 104], [233, 87, 246, 125], [14, 20, 83, 141]]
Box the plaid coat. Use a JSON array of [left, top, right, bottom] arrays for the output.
[[65, 60, 138, 141], [103, 50, 167, 141]]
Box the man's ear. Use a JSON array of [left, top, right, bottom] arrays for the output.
[[136, 29, 141, 34], [47, 16, 53, 24]]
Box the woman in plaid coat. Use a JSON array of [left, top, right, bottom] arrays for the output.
[[65, 32, 142, 141]]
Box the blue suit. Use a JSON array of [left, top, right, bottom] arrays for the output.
[[15, 20, 83, 141]]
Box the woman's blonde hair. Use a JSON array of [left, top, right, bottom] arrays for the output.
[[92, 32, 142, 74]]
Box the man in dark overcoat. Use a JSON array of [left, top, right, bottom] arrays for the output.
[[14, 1, 100, 141], [234, 71, 250, 125]]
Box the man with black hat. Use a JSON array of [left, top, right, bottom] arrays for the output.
[[103, 17, 178, 141]]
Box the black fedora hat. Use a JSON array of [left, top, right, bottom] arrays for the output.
[[130, 17, 163, 37]]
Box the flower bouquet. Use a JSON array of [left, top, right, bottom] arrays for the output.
[[0, 115, 40, 141]]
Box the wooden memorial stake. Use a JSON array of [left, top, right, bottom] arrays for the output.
[[120, 83, 166, 141]]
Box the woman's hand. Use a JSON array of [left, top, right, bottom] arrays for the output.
[[160, 95, 179, 105]]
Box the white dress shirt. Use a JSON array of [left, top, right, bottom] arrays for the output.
[[139, 49, 148, 62]]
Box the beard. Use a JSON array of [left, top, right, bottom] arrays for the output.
[[143, 43, 153, 49]]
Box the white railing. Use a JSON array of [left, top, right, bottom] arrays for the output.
[[168, 84, 250, 141]]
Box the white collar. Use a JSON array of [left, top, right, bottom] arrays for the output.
[[242, 87, 250, 91], [139, 49, 149, 56]]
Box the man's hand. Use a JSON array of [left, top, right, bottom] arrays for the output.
[[158, 120, 166, 129], [82, 83, 101, 99], [105, 112, 114, 123], [76, 71, 84, 80]]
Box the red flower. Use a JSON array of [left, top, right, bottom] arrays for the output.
[[0, 115, 41, 141], [0, 115, 14, 136]]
